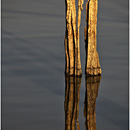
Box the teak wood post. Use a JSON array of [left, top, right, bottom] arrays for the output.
[[65, 0, 83, 76], [84, 0, 102, 76]]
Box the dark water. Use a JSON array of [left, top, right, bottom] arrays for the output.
[[2, 0, 128, 130]]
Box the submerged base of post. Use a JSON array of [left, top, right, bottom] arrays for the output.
[[65, 70, 82, 77], [85, 68, 101, 76]]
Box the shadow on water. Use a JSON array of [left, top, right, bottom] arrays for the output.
[[64, 76, 101, 130]]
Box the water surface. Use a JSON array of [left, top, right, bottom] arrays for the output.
[[2, 0, 128, 130]]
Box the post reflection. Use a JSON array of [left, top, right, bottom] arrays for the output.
[[84, 76, 101, 130], [64, 76, 82, 130]]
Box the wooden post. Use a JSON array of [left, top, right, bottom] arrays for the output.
[[65, 0, 83, 76], [84, 0, 102, 76]]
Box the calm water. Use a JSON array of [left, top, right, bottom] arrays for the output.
[[2, 0, 128, 130]]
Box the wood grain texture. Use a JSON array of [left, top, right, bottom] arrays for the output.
[[65, 0, 83, 76], [85, 0, 102, 76]]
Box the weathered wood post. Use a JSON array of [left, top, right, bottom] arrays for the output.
[[65, 0, 83, 76], [84, 76, 101, 130], [84, 0, 102, 76], [64, 76, 81, 130]]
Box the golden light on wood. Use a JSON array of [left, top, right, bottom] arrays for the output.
[[65, 0, 102, 76], [84, 0, 102, 76], [65, 0, 83, 76]]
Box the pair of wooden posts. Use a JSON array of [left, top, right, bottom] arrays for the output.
[[65, 0, 102, 76]]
